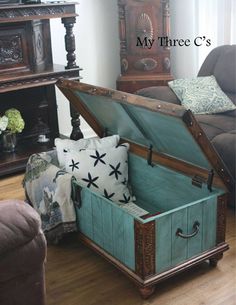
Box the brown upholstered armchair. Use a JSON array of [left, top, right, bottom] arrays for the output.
[[0, 200, 46, 305], [136, 45, 236, 206]]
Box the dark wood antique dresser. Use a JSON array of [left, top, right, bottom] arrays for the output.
[[0, 2, 81, 176], [116, 0, 173, 93]]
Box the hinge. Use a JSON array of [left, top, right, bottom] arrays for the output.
[[192, 170, 214, 192], [192, 175, 205, 188]]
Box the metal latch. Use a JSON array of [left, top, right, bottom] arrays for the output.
[[192, 170, 214, 192], [207, 169, 214, 192], [147, 144, 154, 167]]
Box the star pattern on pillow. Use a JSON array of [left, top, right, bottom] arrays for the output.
[[90, 150, 106, 167], [103, 189, 115, 200], [122, 178, 127, 185], [82, 172, 99, 188], [109, 162, 122, 180], [119, 194, 131, 204], [65, 143, 132, 205], [69, 159, 80, 171]]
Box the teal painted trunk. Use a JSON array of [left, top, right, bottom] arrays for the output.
[[75, 153, 223, 277], [76, 188, 135, 271], [56, 79, 230, 297]]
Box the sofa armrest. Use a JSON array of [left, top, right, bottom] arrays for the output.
[[0, 200, 42, 256], [136, 86, 181, 105]]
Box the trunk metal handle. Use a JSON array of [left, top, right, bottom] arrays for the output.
[[176, 221, 200, 239]]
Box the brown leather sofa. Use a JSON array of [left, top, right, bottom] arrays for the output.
[[0, 199, 46, 305], [136, 45, 236, 206]]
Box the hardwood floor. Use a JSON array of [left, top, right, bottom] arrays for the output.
[[0, 173, 235, 305]]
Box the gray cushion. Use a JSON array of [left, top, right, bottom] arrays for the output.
[[136, 86, 181, 105], [212, 131, 236, 179], [198, 45, 236, 94]]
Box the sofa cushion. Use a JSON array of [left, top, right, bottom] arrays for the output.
[[0, 200, 41, 256], [196, 114, 236, 141], [212, 131, 236, 179], [224, 93, 236, 117], [212, 47, 236, 94], [136, 86, 181, 105], [198, 45, 236, 94]]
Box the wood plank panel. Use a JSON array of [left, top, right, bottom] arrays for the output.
[[171, 209, 188, 266], [202, 197, 217, 251], [101, 201, 113, 255], [123, 214, 135, 270], [112, 207, 125, 263], [78, 190, 93, 240], [187, 202, 203, 258], [92, 196, 104, 248], [155, 213, 172, 273]]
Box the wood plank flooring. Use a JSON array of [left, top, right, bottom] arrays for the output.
[[0, 173, 235, 305]]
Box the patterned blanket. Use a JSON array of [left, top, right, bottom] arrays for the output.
[[23, 150, 81, 244]]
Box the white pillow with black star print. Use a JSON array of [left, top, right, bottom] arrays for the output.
[[64, 143, 132, 205], [55, 135, 120, 168]]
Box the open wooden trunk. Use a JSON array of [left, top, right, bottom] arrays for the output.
[[57, 79, 233, 299]]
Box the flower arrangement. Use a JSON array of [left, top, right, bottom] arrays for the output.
[[0, 115, 8, 135], [0, 108, 25, 134]]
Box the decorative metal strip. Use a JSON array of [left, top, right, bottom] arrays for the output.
[[134, 220, 155, 278], [216, 194, 227, 244]]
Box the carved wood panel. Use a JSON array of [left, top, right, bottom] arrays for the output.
[[118, 0, 171, 75], [216, 194, 228, 244], [0, 25, 29, 73], [134, 220, 156, 279], [0, 19, 53, 75], [0, 35, 23, 65]]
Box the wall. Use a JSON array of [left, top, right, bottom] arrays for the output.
[[170, 0, 198, 78], [51, 0, 121, 138], [170, 0, 236, 78]]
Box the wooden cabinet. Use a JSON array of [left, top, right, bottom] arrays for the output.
[[0, 3, 82, 176], [117, 0, 173, 93]]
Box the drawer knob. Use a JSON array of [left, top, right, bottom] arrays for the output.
[[176, 221, 200, 239]]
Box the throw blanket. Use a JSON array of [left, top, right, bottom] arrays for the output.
[[23, 151, 80, 244]]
